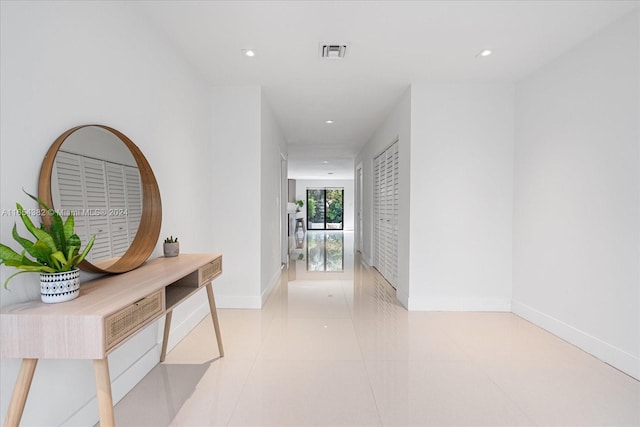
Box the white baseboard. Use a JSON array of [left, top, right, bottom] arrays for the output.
[[360, 252, 372, 266], [215, 294, 262, 309], [396, 288, 410, 309], [61, 344, 161, 427], [261, 268, 283, 307], [408, 296, 511, 312], [512, 300, 639, 380]]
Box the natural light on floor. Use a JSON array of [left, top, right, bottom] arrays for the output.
[[108, 231, 639, 426]]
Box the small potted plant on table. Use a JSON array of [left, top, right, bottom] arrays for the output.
[[0, 191, 95, 303], [163, 236, 179, 257]]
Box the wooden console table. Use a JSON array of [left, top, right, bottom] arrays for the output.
[[0, 253, 223, 427]]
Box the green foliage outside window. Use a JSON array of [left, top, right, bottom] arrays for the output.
[[326, 189, 343, 224], [307, 197, 317, 220]]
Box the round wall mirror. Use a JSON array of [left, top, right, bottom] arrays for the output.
[[39, 125, 162, 274]]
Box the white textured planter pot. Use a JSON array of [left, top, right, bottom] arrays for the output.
[[164, 242, 179, 257], [40, 269, 80, 304]]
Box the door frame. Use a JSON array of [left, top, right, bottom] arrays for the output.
[[280, 153, 288, 265], [355, 162, 363, 252], [306, 188, 344, 230]]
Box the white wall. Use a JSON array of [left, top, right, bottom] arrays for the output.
[[355, 88, 412, 305], [356, 84, 514, 311], [0, 2, 213, 425], [295, 179, 355, 231], [260, 93, 288, 304], [210, 86, 262, 308], [513, 10, 639, 379], [409, 84, 515, 311], [209, 87, 287, 309]]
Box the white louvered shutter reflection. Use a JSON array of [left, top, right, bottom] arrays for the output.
[[83, 157, 111, 261], [51, 152, 144, 264], [124, 166, 142, 245], [106, 164, 129, 257], [53, 152, 89, 247]]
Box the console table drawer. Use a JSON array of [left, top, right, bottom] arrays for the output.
[[200, 257, 222, 285], [105, 290, 164, 350]]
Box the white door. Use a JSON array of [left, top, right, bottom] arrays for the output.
[[373, 140, 399, 287]]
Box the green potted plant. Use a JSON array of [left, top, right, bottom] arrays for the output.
[[295, 200, 304, 212], [0, 191, 95, 303], [163, 236, 179, 257]]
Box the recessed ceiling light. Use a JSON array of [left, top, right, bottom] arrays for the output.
[[325, 120, 334, 124], [478, 49, 492, 57], [243, 49, 256, 57], [322, 161, 329, 164]]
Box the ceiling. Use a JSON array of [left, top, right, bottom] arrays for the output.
[[135, 0, 638, 180]]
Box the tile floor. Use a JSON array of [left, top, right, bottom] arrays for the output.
[[112, 231, 639, 426]]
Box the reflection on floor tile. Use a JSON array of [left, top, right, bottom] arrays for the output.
[[365, 360, 534, 426], [167, 359, 255, 427], [481, 359, 640, 426], [307, 231, 344, 272], [113, 363, 209, 426], [283, 280, 352, 319], [289, 231, 353, 281], [228, 360, 381, 426], [257, 317, 362, 361], [112, 231, 640, 426]]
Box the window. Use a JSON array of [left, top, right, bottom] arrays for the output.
[[306, 188, 344, 230]]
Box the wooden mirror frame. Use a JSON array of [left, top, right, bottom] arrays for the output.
[[39, 124, 162, 274]]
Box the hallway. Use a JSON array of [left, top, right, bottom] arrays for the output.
[[111, 231, 639, 426]]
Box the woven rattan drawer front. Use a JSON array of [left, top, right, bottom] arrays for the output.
[[105, 290, 164, 351], [200, 257, 222, 285]]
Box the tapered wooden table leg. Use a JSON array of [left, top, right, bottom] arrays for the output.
[[160, 310, 173, 362], [93, 358, 115, 427], [206, 282, 224, 357], [4, 358, 37, 427]]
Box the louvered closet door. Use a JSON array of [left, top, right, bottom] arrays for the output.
[[373, 141, 399, 287], [389, 143, 399, 284], [374, 156, 382, 274]]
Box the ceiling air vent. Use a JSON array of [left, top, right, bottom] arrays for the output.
[[321, 44, 347, 59]]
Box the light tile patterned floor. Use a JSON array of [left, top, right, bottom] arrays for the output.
[[112, 231, 640, 426]]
